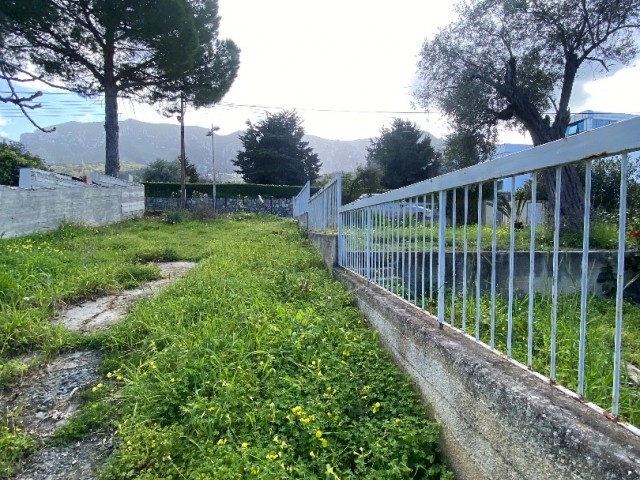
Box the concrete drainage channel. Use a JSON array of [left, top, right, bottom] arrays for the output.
[[0, 262, 196, 480]]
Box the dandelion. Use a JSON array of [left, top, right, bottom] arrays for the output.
[[266, 452, 279, 460], [241, 442, 249, 448], [216, 438, 227, 446], [320, 438, 328, 448], [315, 430, 323, 439], [372, 402, 381, 414]]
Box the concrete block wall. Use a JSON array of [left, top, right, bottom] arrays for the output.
[[1, 169, 144, 238], [306, 233, 640, 479]]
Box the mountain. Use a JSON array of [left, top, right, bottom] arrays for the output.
[[19, 119, 375, 175], [19, 119, 443, 177]]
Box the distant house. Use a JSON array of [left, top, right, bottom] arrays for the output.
[[565, 111, 636, 136]]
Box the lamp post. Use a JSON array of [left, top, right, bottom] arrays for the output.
[[206, 124, 220, 213]]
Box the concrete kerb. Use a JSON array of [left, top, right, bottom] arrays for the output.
[[336, 270, 640, 479], [304, 231, 640, 478]]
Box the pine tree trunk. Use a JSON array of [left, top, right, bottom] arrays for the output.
[[104, 82, 120, 178], [179, 95, 186, 209]]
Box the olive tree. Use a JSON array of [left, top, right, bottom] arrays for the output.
[[416, 0, 640, 229]]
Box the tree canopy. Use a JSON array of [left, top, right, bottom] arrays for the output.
[[0, 140, 47, 186], [415, 0, 639, 229], [366, 119, 440, 190], [147, 8, 239, 207], [233, 111, 321, 186], [1, 0, 238, 177], [141, 157, 199, 183]]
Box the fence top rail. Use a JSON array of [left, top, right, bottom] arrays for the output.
[[341, 116, 640, 212], [309, 174, 340, 202], [293, 181, 310, 201]]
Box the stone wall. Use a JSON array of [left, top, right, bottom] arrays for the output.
[[0, 169, 144, 238], [145, 196, 293, 217]]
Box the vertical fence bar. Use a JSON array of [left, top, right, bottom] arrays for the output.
[[451, 189, 457, 327], [401, 205, 406, 299], [507, 177, 516, 358], [462, 186, 469, 333], [378, 208, 382, 286], [550, 167, 562, 382], [407, 202, 413, 302], [490, 181, 498, 349], [414, 198, 419, 304], [387, 207, 392, 290], [346, 211, 351, 271], [356, 210, 361, 276], [578, 160, 592, 398], [393, 205, 402, 296], [528, 174, 537, 368], [372, 207, 377, 283], [337, 183, 343, 265], [438, 190, 447, 323], [476, 184, 483, 341], [360, 209, 364, 276], [613, 153, 629, 417], [338, 210, 343, 267], [430, 194, 435, 307], [422, 195, 427, 310]]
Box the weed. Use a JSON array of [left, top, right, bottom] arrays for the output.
[[1, 217, 451, 478]]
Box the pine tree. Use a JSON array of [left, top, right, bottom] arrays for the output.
[[233, 111, 321, 185]]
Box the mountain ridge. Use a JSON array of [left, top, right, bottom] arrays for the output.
[[19, 119, 371, 175], [19, 119, 443, 176]]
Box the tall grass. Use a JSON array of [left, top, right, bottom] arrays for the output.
[[440, 290, 640, 425], [343, 220, 625, 251], [1, 216, 452, 479]]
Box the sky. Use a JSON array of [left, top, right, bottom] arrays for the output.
[[1, 0, 639, 145]]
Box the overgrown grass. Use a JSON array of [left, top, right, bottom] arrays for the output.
[[434, 290, 640, 425], [1, 216, 451, 479], [350, 220, 623, 251], [0, 219, 216, 375]]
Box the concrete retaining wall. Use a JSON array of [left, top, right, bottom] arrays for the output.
[[338, 272, 640, 480], [306, 233, 640, 479], [0, 169, 144, 238], [309, 233, 639, 299]]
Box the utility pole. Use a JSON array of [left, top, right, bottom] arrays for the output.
[[206, 124, 220, 213]]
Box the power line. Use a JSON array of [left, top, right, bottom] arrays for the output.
[[2, 91, 640, 117]]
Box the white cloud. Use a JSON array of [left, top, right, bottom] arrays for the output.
[[574, 63, 640, 114], [9, 2, 639, 146], [119, 0, 457, 140]]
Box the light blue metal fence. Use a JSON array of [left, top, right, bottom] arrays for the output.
[[308, 175, 341, 232], [292, 181, 310, 218], [334, 118, 640, 433]]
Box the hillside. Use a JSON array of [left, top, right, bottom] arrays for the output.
[[20, 119, 379, 175]]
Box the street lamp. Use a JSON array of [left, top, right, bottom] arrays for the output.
[[206, 124, 220, 213]]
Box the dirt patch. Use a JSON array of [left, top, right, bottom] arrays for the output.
[[53, 261, 196, 334], [1, 351, 103, 438], [14, 435, 112, 480], [4, 262, 197, 478]]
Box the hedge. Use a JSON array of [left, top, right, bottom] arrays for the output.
[[143, 182, 317, 199]]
